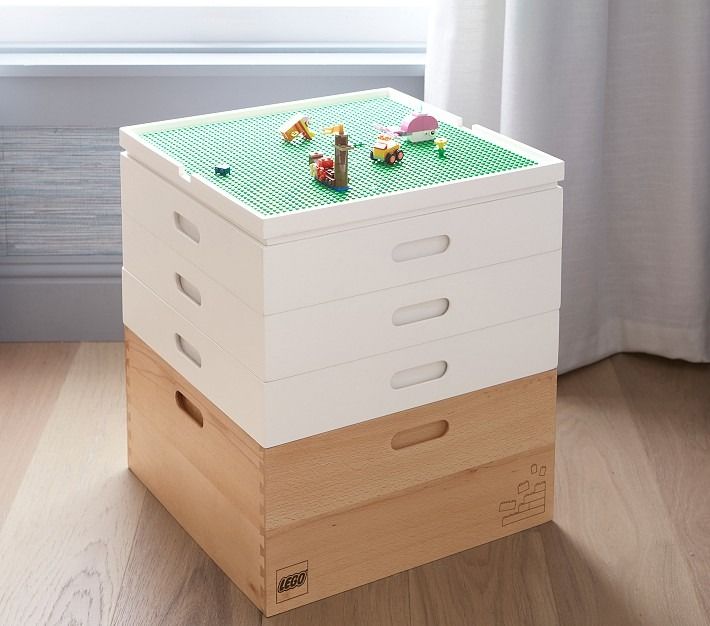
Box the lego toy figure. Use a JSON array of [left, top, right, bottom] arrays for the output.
[[280, 113, 316, 142], [309, 123, 354, 191], [376, 112, 439, 143], [370, 134, 404, 165], [434, 137, 448, 158], [398, 112, 439, 142]]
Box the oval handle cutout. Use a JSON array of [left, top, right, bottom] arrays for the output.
[[175, 273, 202, 306], [391, 360, 448, 389], [392, 298, 449, 326], [392, 235, 450, 262], [175, 390, 204, 428], [391, 420, 449, 450], [174, 211, 200, 244], [175, 333, 202, 368]]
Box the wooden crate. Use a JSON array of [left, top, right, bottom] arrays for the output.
[[126, 330, 556, 616]]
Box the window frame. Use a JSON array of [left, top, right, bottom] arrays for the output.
[[0, 3, 429, 53]]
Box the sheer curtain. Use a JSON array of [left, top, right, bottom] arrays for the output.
[[426, 0, 710, 372]]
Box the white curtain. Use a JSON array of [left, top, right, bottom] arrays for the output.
[[426, 0, 710, 373]]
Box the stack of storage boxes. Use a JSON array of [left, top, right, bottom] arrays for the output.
[[120, 88, 564, 616]]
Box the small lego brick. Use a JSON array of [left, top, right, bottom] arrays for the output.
[[280, 113, 316, 142], [434, 137, 448, 157], [308, 152, 324, 179], [215, 163, 231, 176]]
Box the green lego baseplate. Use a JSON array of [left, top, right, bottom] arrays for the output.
[[140, 96, 537, 217]]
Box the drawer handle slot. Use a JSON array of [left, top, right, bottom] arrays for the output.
[[175, 273, 202, 306], [391, 360, 447, 389], [391, 420, 449, 450], [175, 390, 204, 428], [392, 235, 450, 262], [175, 333, 202, 368], [392, 298, 449, 326], [174, 211, 200, 244]]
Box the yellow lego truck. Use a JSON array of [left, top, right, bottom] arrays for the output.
[[370, 134, 404, 165]]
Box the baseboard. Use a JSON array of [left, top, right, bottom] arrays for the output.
[[0, 256, 123, 341]]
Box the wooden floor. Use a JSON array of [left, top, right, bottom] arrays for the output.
[[0, 343, 708, 626]]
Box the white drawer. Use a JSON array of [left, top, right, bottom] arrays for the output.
[[122, 269, 559, 447], [123, 214, 561, 380], [121, 154, 563, 314]]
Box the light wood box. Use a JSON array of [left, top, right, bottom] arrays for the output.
[[126, 329, 556, 617]]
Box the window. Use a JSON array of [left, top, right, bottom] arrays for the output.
[[0, 2, 429, 52]]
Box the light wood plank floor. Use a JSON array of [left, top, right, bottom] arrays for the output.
[[0, 343, 708, 626]]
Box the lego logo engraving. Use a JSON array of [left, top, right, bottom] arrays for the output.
[[278, 570, 307, 593], [275, 560, 308, 603]]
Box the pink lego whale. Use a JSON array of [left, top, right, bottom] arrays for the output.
[[376, 112, 439, 143], [398, 112, 439, 142]]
